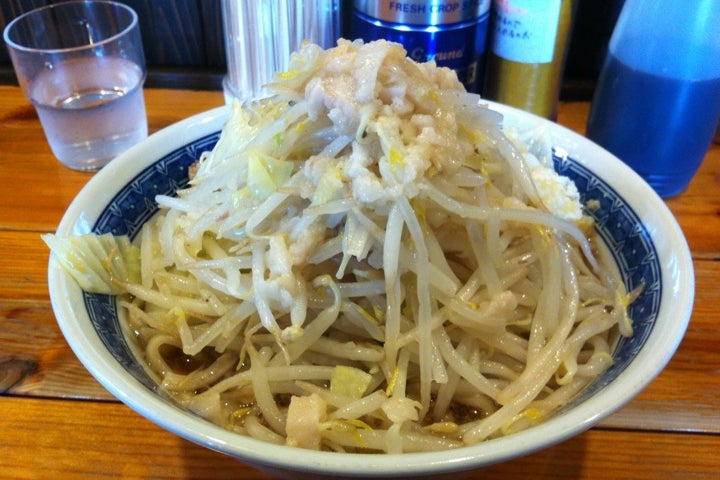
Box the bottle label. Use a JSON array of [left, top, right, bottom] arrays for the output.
[[489, 0, 561, 64]]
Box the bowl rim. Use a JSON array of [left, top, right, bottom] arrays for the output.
[[47, 102, 694, 477]]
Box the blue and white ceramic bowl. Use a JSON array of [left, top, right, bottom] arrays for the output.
[[47, 103, 694, 479]]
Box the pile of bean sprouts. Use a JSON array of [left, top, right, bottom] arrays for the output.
[[46, 39, 634, 453]]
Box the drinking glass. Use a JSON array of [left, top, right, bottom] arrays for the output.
[[4, 1, 147, 171]]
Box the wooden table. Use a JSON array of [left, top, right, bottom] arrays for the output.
[[1, 85, 718, 479]]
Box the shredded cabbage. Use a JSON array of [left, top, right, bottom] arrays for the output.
[[43, 233, 140, 295]]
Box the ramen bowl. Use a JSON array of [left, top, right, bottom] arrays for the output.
[[46, 103, 693, 479]]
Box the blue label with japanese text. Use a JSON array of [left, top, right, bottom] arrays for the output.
[[351, 2, 490, 92]]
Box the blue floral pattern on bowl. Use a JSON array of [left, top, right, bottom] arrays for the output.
[[81, 134, 662, 404], [84, 132, 220, 389], [552, 147, 661, 407]]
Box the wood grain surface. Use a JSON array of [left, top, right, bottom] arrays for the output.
[[1, 85, 718, 479]]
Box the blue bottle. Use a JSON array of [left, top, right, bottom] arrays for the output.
[[350, 1, 491, 93], [586, 0, 720, 198]]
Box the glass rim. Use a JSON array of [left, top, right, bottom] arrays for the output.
[[3, 0, 139, 54]]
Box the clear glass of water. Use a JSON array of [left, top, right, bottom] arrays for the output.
[[3, 1, 147, 171]]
